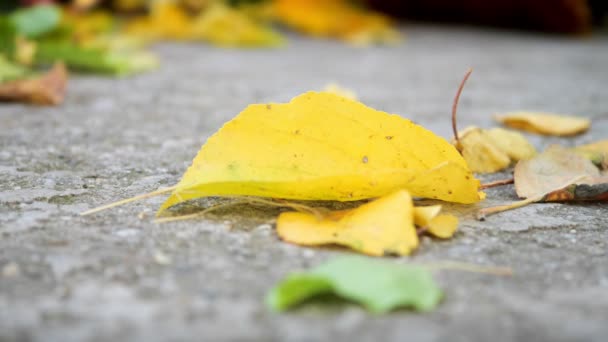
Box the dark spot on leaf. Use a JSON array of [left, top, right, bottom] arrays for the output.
[[385, 136, 393, 140], [362, 156, 368, 164], [448, 190, 453, 194], [266, 104, 272, 110], [294, 129, 300, 135]]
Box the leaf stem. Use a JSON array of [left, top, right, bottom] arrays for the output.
[[452, 68, 473, 146], [80, 186, 177, 216], [479, 178, 514, 190]]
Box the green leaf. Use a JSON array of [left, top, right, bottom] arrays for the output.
[[35, 40, 158, 76], [9, 5, 61, 39], [0, 17, 17, 57], [0, 54, 31, 82], [266, 256, 443, 314]]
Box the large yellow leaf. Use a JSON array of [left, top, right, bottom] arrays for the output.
[[158, 91, 483, 215], [276, 190, 418, 256]]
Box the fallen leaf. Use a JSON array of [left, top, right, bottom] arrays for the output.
[[455, 127, 535, 173], [35, 40, 158, 75], [126, 1, 193, 40], [8, 4, 61, 39], [276, 190, 418, 256], [191, 3, 284, 47], [495, 112, 590, 136], [0, 54, 30, 82], [266, 256, 443, 313], [413, 205, 458, 239], [158, 91, 483, 214], [477, 145, 607, 219], [0, 62, 67, 105], [273, 0, 401, 45], [514, 145, 600, 199], [456, 127, 511, 173]]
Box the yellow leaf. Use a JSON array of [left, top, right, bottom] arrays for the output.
[[158, 91, 483, 214], [426, 214, 458, 239], [494, 112, 590, 136], [191, 4, 284, 47], [276, 190, 418, 256], [483, 128, 536, 161], [413, 205, 442, 227], [455, 127, 535, 173], [456, 127, 511, 173], [273, 0, 401, 45], [413, 206, 458, 239], [126, 1, 193, 40]]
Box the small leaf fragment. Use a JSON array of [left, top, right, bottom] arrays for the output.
[[495, 112, 590, 136], [426, 214, 459, 239], [322, 82, 357, 100], [276, 190, 418, 256], [9, 4, 61, 39], [266, 256, 443, 313]]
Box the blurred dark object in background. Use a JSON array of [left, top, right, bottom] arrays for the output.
[[367, 0, 607, 34]]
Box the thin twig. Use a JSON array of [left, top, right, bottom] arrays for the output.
[[452, 68, 473, 146], [480, 178, 514, 190], [80, 186, 177, 216]]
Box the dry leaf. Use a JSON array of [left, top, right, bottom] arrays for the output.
[[273, 0, 401, 45], [478, 145, 607, 219], [495, 112, 590, 136], [514, 145, 600, 199], [0, 62, 67, 105], [158, 91, 483, 215], [455, 127, 535, 173], [276, 190, 419, 256]]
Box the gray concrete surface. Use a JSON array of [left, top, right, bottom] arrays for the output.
[[1, 25, 608, 342]]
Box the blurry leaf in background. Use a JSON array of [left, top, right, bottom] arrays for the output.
[[192, 3, 284, 47], [277, 190, 419, 256], [35, 39, 158, 75], [9, 4, 61, 39], [0, 54, 31, 82], [573, 140, 608, 169], [0, 62, 67, 105], [126, 0, 193, 40], [273, 0, 401, 45], [495, 112, 591, 136], [266, 256, 443, 313]]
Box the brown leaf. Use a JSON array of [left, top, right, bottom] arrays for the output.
[[514, 145, 600, 199], [0, 62, 67, 106], [477, 145, 607, 219]]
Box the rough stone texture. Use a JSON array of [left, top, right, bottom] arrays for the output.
[[1, 25, 607, 342]]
